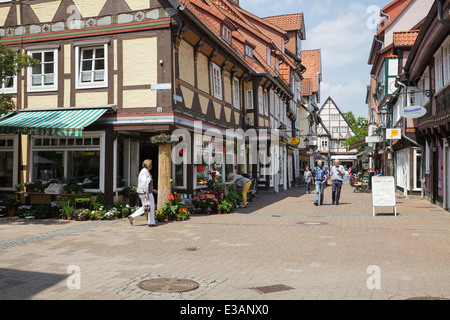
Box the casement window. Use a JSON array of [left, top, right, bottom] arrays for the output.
[[263, 90, 269, 116], [212, 63, 222, 99], [76, 44, 108, 89], [266, 46, 271, 66], [0, 75, 16, 94], [321, 138, 328, 147], [0, 135, 18, 190], [332, 127, 339, 133], [27, 49, 58, 92], [443, 39, 450, 85], [275, 58, 279, 72], [233, 78, 240, 109], [222, 25, 231, 44], [245, 45, 253, 58], [258, 87, 264, 114], [435, 49, 444, 92], [246, 89, 253, 109], [341, 127, 347, 133], [281, 38, 285, 54], [330, 141, 336, 149]]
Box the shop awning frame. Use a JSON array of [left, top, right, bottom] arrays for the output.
[[0, 105, 115, 137]]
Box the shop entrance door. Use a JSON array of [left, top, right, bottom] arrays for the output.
[[432, 150, 438, 204]]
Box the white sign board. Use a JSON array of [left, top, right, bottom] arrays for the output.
[[151, 83, 172, 90], [401, 106, 427, 119], [386, 128, 402, 140], [366, 136, 382, 143], [372, 176, 397, 216]]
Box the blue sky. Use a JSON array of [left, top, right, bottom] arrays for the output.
[[240, 0, 389, 119]]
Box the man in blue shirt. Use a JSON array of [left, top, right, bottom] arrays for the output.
[[313, 160, 328, 206], [330, 159, 346, 205]]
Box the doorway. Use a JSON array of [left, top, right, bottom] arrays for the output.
[[432, 149, 438, 204]]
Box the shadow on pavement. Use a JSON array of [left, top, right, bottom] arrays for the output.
[[0, 268, 67, 300]]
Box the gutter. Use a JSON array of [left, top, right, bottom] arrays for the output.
[[438, 0, 450, 27]]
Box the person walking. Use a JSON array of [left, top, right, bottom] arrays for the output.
[[228, 173, 252, 208], [313, 160, 328, 206], [330, 159, 346, 205], [304, 165, 313, 193], [128, 159, 158, 227]]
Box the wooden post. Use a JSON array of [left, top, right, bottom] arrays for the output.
[[157, 143, 172, 211]]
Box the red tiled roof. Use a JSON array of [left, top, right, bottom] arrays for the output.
[[301, 78, 312, 96], [393, 30, 419, 47], [262, 13, 303, 31], [301, 49, 321, 93], [377, 0, 413, 35]]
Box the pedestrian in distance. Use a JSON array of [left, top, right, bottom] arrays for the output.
[[312, 160, 328, 206], [304, 165, 313, 193], [330, 159, 346, 205], [227, 173, 252, 208], [128, 159, 158, 227]]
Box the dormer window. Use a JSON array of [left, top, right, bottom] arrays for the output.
[[245, 45, 253, 58], [222, 25, 231, 44]]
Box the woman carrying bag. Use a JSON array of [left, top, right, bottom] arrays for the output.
[[128, 159, 158, 227]]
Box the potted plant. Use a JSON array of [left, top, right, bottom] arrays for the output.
[[23, 211, 36, 219], [58, 199, 74, 220], [123, 186, 138, 206], [34, 204, 52, 219], [25, 182, 35, 192], [18, 205, 33, 218], [175, 207, 190, 221], [73, 208, 90, 221], [3, 196, 20, 217], [14, 183, 23, 192]]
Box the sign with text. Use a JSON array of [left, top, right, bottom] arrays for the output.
[[372, 176, 397, 216], [386, 128, 402, 140], [366, 136, 382, 143], [401, 106, 427, 119]]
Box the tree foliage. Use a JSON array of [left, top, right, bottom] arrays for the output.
[[0, 41, 39, 115], [342, 111, 369, 153]]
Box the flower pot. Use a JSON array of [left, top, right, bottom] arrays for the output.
[[67, 216, 72, 220], [7, 209, 16, 217], [217, 211, 222, 215], [25, 216, 35, 219]]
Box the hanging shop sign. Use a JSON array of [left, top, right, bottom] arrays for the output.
[[288, 137, 300, 146], [401, 106, 427, 119], [386, 128, 402, 140]]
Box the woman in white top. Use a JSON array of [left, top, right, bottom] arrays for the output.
[[128, 159, 157, 227]]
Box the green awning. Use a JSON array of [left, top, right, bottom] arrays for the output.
[[0, 108, 108, 137]]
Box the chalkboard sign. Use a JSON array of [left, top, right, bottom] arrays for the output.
[[371, 176, 397, 216]]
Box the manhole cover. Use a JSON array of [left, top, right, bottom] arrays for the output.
[[138, 278, 200, 293], [251, 284, 294, 294], [406, 297, 450, 300]]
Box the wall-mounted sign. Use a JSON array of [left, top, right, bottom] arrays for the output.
[[366, 136, 382, 143], [386, 128, 402, 140], [289, 137, 300, 146], [151, 83, 172, 90], [401, 106, 427, 119]]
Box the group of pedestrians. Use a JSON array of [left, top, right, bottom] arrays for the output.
[[303, 159, 346, 206]]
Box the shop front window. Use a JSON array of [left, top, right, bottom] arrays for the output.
[[0, 151, 14, 188], [32, 151, 64, 182], [67, 151, 100, 189]]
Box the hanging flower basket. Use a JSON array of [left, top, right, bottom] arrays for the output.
[[150, 134, 174, 145], [197, 165, 205, 172]]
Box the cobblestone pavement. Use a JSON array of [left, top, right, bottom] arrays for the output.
[[0, 184, 449, 300]]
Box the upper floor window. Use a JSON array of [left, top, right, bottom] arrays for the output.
[[341, 127, 348, 133], [245, 45, 253, 58], [212, 63, 222, 100], [275, 58, 279, 72], [222, 25, 231, 44], [0, 75, 16, 94], [27, 49, 58, 92], [233, 78, 240, 109], [266, 46, 271, 66], [76, 44, 108, 89], [246, 89, 253, 110]]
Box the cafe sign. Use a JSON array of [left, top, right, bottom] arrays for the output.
[[401, 106, 427, 119], [288, 137, 300, 146]]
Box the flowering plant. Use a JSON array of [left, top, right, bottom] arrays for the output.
[[18, 205, 33, 216], [162, 192, 182, 217], [193, 193, 219, 210], [176, 207, 191, 220], [73, 208, 90, 221]]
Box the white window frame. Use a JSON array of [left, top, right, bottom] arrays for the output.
[[0, 75, 17, 94], [246, 89, 253, 110], [0, 135, 19, 191], [172, 161, 187, 190], [413, 148, 422, 191], [27, 49, 58, 92], [443, 37, 450, 86], [266, 46, 271, 66], [233, 77, 240, 109], [434, 48, 444, 92], [321, 137, 328, 147], [245, 45, 253, 58], [30, 132, 105, 193], [212, 63, 222, 100], [222, 25, 231, 44], [75, 44, 108, 89]]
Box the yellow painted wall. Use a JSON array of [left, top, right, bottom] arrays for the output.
[[197, 53, 209, 93], [122, 36, 157, 87], [127, 0, 151, 11], [30, 1, 62, 23], [64, 44, 71, 74], [0, 7, 10, 26], [123, 89, 156, 108], [181, 87, 194, 109], [199, 95, 209, 114], [27, 95, 58, 109], [178, 40, 195, 86], [72, 0, 107, 18], [223, 71, 232, 104], [76, 91, 108, 107], [64, 79, 71, 107]]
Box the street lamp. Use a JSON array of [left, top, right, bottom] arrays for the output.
[[378, 105, 389, 176]]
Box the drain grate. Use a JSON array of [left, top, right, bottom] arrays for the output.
[[251, 284, 294, 294], [296, 221, 328, 226], [138, 278, 200, 293], [406, 297, 450, 300]]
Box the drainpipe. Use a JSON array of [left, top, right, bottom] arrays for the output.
[[397, 78, 425, 199], [438, 0, 450, 27]]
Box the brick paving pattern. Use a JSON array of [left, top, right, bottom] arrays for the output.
[[0, 184, 449, 300]]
